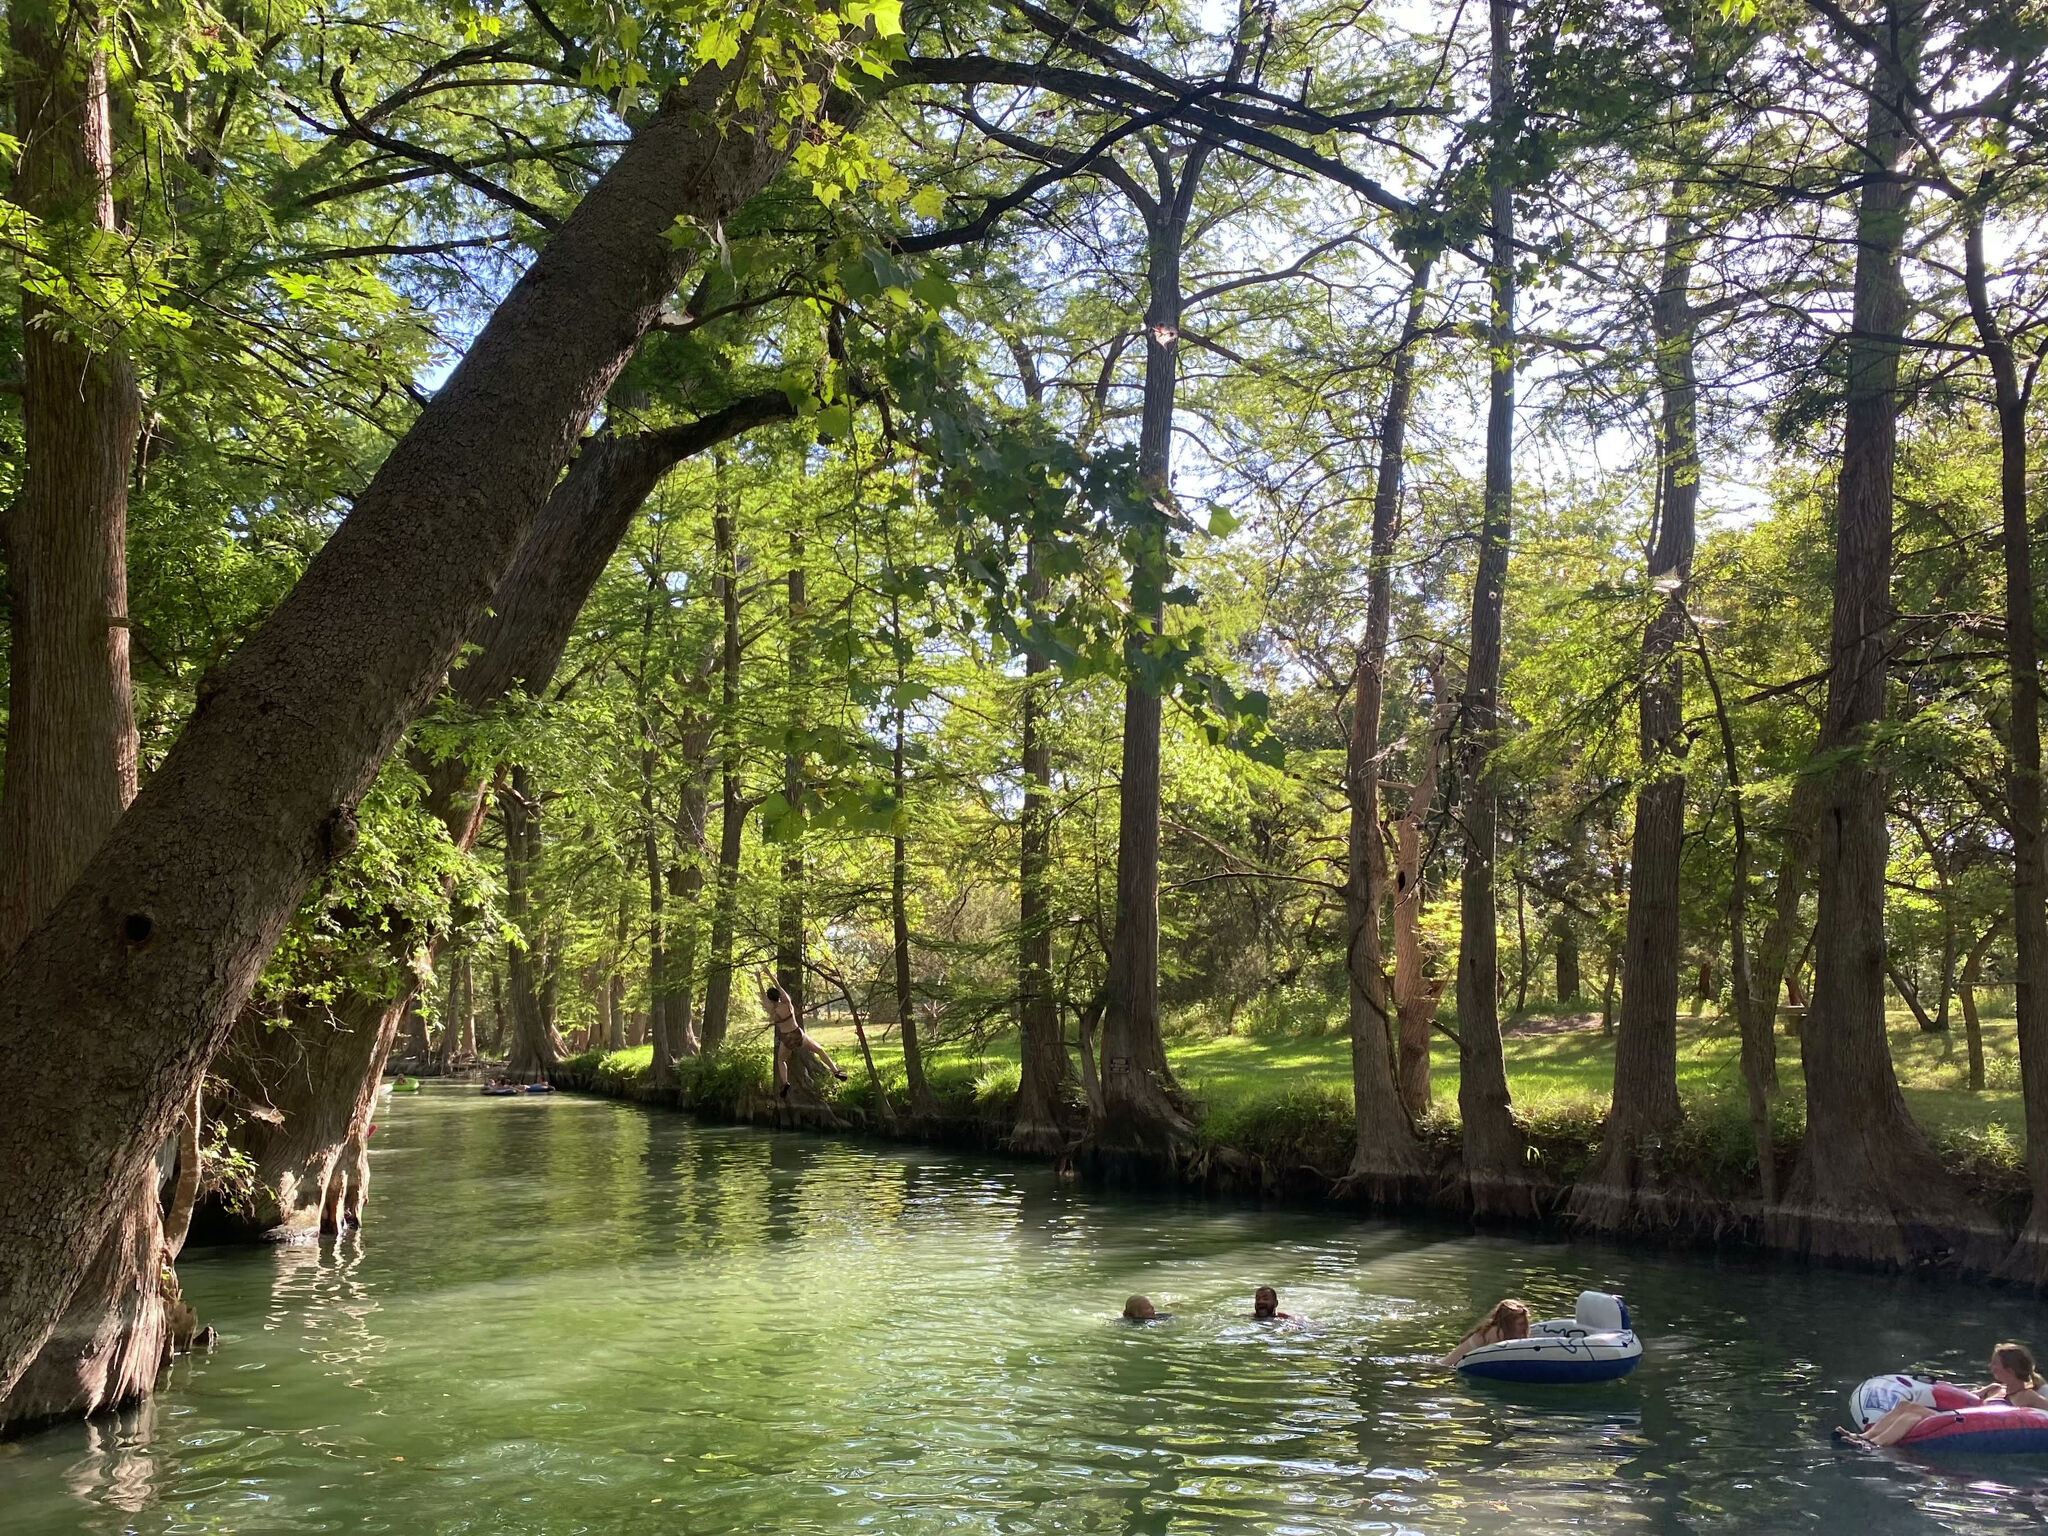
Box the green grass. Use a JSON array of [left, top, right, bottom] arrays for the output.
[[566, 996, 2030, 1204]]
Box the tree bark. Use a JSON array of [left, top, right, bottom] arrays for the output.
[[1014, 532, 1072, 1151], [1456, 0, 1526, 1213], [777, 534, 808, 1012], [893, 597, 938, 1119], [504, 766, 565, 1078], [1554, 922, 1581, 1005], [1963, 208, 2048, 1284], [1769, 4, 1994, 1267], [700, 491, 746, 1053], [206, 400, 784, 1237], [669, 768, 710, 1059], [644, 735, 674, 1084], [1748, 777, 1818, 1088], [1342, 262, 1431, 1193], [1091, 143, 1208, 1166], [1959, 920, 1996, 1094], [1394, 685, 1453, 1117], [0, 0, 141, 961], [0, 0, 169, 1432], [0, 43, 820, 1398], [1578, 189, 1697, 1228]]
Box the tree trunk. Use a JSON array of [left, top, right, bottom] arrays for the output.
[[204, 990, 404, 1240], [201, 400, 785, 1239], [1554, 922, 1582, 1005], [1748, 777, 1817, 1088], [459, 953, 478, 1057], [700, 490, 747, 1053], [669, 769, 710, 1059], [1769, 6, 1994, 1267], [1342, 262, 1431, 1193], [1456, 0, 1526, 1213], [1394, 687, 1453, 1117], [505, 767, 565, 1078], [0, 0, 169, 1433], [1014, 534, 1071, 1151], [644, 738, 674, 1085], [1697, 605, 1777, 1202], [0, 41, 820, 1400], [778, 534, 808, 1012], [1578, 190, 1697, 1229], [1960, 920, 1996, 1094], [0, 0, 141, 962], [1091, 146, 1209, 1166], [893, 607, 938, 1119], [1964, 209, 2048, 1284]]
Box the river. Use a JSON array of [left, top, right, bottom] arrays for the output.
[[4, 1083, 2045, 1533]]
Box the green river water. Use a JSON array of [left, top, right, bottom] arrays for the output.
[[5, 1083, 2046, 1534]]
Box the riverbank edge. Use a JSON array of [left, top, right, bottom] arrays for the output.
[[546, 1059, 2032, 1284]]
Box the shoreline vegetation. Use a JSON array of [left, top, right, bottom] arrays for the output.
[[537, 996, 2034, 1270]]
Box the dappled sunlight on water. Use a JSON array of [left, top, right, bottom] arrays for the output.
[[5, 1084, 2045, 1534]]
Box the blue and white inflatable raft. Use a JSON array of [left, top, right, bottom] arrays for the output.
[[1455, 1291, 1643, 1384]]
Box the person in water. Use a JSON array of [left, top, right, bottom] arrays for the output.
[[1441, 1299, 1531, 1367], [1123, 1295, 1161, 1322], [1842, 1342, 2048, 1448], [761, 975, 847, 1097], [1252, 1287, 1293, 1321]]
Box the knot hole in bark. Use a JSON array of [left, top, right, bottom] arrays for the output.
[[318, 807, 360, 866], [123, 912, 153, 945]]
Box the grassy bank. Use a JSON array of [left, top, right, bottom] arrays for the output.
[[566, 998, 2030, 1218]]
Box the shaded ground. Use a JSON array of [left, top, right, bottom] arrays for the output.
[[578, 994, 2027, 1204]]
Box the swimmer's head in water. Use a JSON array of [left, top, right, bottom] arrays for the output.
[[1123, 1295, 1156, 1322], [1488, 1299, 1531, 1339], [1253, 1286, 1279, 1319], [1993, 1341, 2042, 1389]]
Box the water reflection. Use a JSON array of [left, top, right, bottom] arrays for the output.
[[4, 1084, 2046, 1535]]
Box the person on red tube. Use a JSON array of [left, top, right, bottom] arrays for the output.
[[1841, 1342, 2046, 1447]]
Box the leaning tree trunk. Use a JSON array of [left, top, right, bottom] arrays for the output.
[[201, 402, 788, 1238], [1456, 0, 1526, 1214], [700, 500, 748, 1053], [0, 30, 829, 1397], [0, 0, 177, 1431], [1965, 210, 2048, 1285], [1013, 534, 1072, 1151], [1577, 190, 1697, 1231], [1768, 5, 1994, 1268], [1091, 147, 1211, 1167], [1341, 262, 1431, 1196]]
